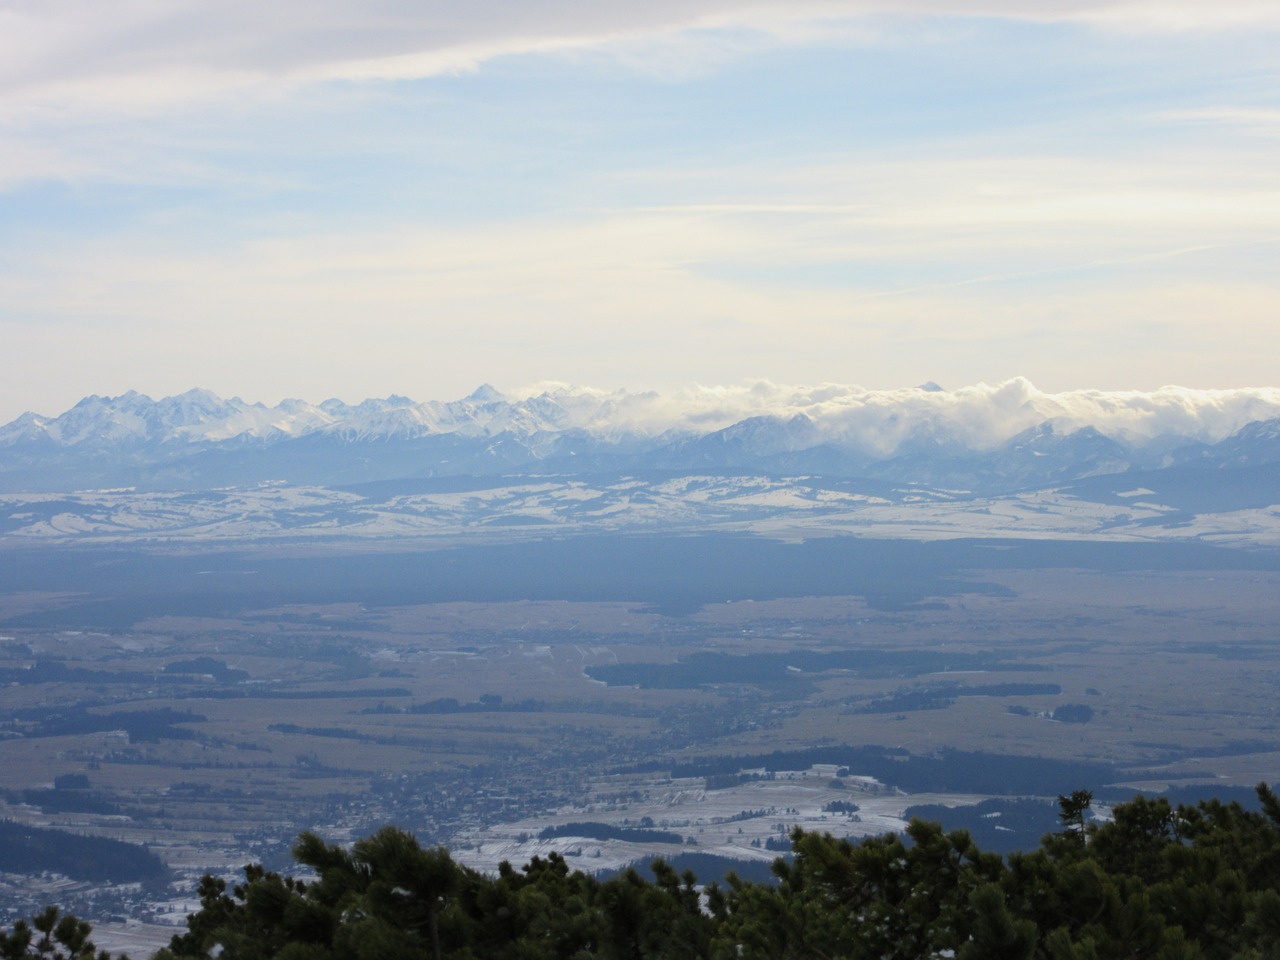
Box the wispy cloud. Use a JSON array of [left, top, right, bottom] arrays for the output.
[[4, 186, 1278, 419], [0, 0, 1276, 421], [1155, 107, 1280, 137], [2, 1, 1277, 119]]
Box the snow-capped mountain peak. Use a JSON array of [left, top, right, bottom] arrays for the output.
[[464, 384, 506, 404], [3, 381, 1280, 493]]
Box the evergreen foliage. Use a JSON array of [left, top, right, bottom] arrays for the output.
[[0, 907, 122, 960], [14, 785, 1280, 959]]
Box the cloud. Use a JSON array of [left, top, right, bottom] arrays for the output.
[[16, 376, 1280, 458], [1155, 107, 1280, 138], [1, 1, 1275, 421], [2, 139, 1277, 423], [9, 146, 1275, 319], [501, 378, 1280, 452], [2, 1, 1277, 120], [19, 175, 1280, 405]]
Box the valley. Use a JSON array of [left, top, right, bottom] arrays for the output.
[[1, 535, 1277, 951]]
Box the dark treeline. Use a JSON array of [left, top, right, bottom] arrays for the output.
[[902, 797, 1065, 854], [613, 852, 781, 887], [537, 823, 684, 845], [0, 789, 123, 817], [2, 706, 205, 742], [0, 821, 169, 884], [853, 689, 958, 713], [12, 786, 1280, 958], [671, 744, 1116, 795]]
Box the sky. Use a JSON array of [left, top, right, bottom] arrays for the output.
[[1, 1, 1278, 423]]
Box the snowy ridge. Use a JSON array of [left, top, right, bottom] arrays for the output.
[[7, 379, 1280, 450], [0, 389, 338, 446], [2, 380, 1280, 495]]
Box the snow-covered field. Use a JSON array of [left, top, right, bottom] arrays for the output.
[[450, 766, 980, 878], [2, 476, 1276, 546]]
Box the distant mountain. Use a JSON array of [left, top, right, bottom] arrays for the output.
[[2, 381, 1280, 497], [1172, 418, 1280, 469]]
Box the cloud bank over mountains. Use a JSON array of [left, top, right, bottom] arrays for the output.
[[2, 379, 1280, 497], [10, 378, 1280, 450], [6, 379, 1279, 449], [538, 379, 1280, 451], [4, 379, 1280, 545]]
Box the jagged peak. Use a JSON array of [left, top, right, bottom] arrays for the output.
[[4, 382, 1280, 460], [464, 384, 505, 404]]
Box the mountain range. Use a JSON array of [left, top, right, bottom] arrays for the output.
[[2, 380, 1279, 495], [2, 382, 1279, 547]]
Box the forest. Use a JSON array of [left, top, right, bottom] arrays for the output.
[[8, 786, 1280, 960]]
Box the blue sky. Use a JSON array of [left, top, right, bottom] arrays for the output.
[[1, 1, 1278, 421]]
